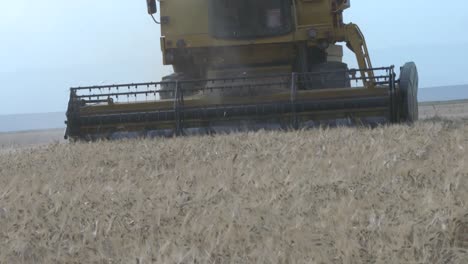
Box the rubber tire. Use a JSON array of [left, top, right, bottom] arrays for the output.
[[160, 73, 195, 100], [451, 214, 468, 249], [399, 62, 419, 123], [160, 74, 180, 100], [308, 62, 351, 89]]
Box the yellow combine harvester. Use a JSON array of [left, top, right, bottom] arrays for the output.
[[65, 0, 418, 140]]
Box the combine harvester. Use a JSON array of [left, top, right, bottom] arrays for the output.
[[65, 0, 418, 140]]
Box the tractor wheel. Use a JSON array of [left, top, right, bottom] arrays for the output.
[[308, 62, 351, 89], [452, 213, 468, 249], [160, 74, 180, 100], [399, 62, 419, 123], [160, 73, 196, 100]]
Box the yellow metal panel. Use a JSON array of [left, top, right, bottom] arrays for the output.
[[160, 0, 336, 49], [160, 0, 209, 36], [296, 0, 333, 27], [79, 87, 388, 116]]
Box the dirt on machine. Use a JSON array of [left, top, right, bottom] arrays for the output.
[[65, 0, 419, 140]]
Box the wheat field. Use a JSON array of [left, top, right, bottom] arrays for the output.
[[1, 119, 468, 263]]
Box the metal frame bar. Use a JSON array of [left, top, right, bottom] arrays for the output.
[[65, 67, 398, 139], [70, 66, 393, 91], [70, 67, 394, 103]]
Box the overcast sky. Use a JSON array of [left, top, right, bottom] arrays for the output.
[[1, 0, 467, 114]]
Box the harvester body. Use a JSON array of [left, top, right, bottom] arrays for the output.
[[65, 0, 418, 140]]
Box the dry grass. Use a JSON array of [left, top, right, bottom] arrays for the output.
[[0, 129, 65, 152], [419, 100, 468, 119], [1, 120, 468, 263]]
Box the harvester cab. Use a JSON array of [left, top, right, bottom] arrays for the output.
[[65, 0, 418, 140]]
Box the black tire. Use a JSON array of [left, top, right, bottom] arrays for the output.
[[399, 62, 419, 123], [160, 73, 179, 100], [307, 62, 351, 89], [451, 213, 468, 249], [160, 73, 196, 100]]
